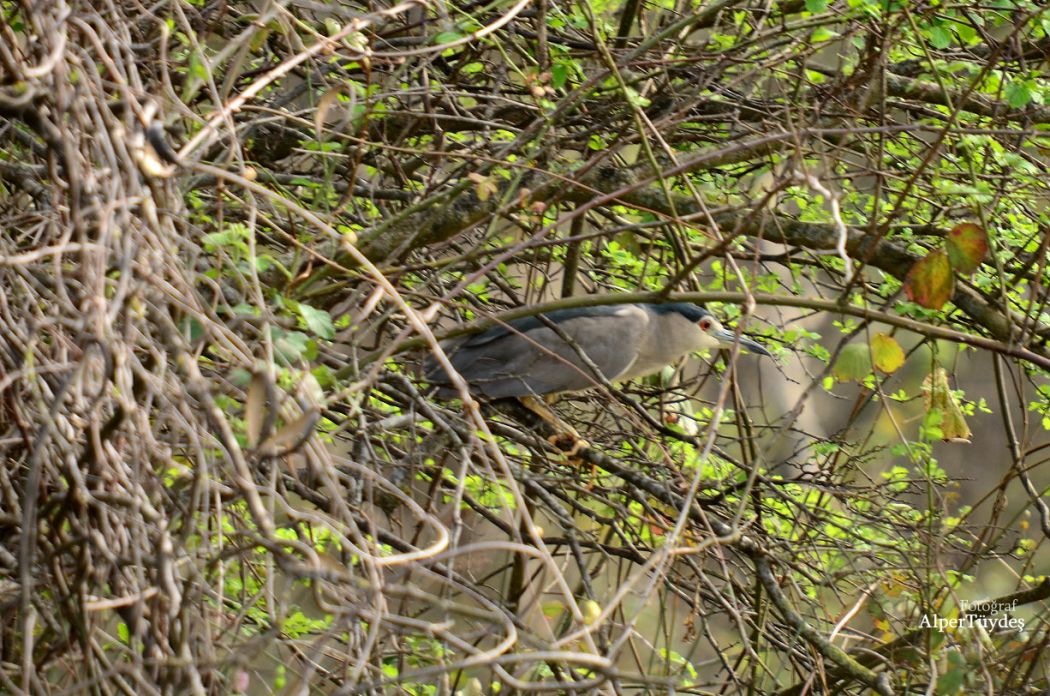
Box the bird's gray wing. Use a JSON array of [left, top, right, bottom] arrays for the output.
[[430, 305, 650, 399]]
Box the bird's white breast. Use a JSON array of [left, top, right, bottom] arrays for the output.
[[617, 311, 712, 381]]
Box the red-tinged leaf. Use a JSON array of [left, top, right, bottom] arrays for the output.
[[905, 250, 954, 310], [871, 333, 905, 374], [945, 223, 988, 274]]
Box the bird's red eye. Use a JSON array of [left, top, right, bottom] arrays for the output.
[[699, 318, 712, 331]]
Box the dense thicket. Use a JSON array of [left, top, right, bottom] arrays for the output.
[[3, 1, 1050, 693]]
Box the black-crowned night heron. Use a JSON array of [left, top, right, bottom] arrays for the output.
[[425, 302, 769, 403]]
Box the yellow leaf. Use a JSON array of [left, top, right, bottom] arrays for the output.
[[580, 599, 602, 625], [871, 333, 905, 374]]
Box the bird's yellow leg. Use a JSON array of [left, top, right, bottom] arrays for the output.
[[519, 395, 578, 436], [519, 395, 590, 457]]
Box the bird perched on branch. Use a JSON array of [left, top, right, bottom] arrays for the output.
[[424, 302, 769, 450]]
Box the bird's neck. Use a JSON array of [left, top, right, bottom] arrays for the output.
[[623, 323, 709, 381]]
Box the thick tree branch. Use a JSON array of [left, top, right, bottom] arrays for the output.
[[884, 71, 1050, 125]]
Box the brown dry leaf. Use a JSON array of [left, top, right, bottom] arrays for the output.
[[244, 369, 274, 448], [922, 368, 972, 443], [256, 408, 321, 458]]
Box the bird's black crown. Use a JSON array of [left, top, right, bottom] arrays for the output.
[[649, 302, 711, 323]]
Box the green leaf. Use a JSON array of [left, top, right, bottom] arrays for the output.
[[1005, 80, 1033, 108], [182, 317, 205, 343], [274, 329, 313, 363], [928, 25, 952, 49], [810, 27, 838, 42], [935, 649, 967, 695], [188, 48, 209, 81], [905, 250, 953, 310], [623, 85, 651, 108], [832, 343, 872, 383], [805, 0, 828, 10], [274, 664, 286, 690], [871, 333, 905, 374], [954, 21, 977, 44], [201, 222, 251, 251], [433, 31, 463, 45], [551, 62, 569, 89], [945, 223, 989, 274], [921, 407, 944, 441], [296, 303, 335, 340]]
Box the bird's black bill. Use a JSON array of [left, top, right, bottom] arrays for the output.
[[715, 329, 771, 357]]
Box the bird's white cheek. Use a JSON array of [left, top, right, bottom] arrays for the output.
[[691, 328, 720, 353]]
